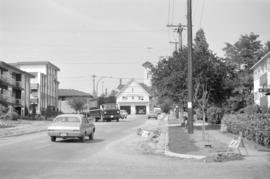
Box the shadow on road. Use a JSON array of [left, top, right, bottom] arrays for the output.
[[56, 138, 104, 144]]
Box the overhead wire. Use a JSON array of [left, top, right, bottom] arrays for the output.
[[199, 0, 206, 28], [167, 0, 172, 52]]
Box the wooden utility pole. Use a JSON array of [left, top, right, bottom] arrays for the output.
[[169, 41, 178, 52], [187, 0, 193, 134], [167, 24, 186, 51]]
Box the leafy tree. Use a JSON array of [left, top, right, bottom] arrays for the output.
[[150, 29, 231, 113], [68, 97, 88, 113], [222, 33, 269, 111], [223, 32, 263, 69]]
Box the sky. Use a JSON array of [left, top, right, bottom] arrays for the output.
[[1, 0, 270, 95]]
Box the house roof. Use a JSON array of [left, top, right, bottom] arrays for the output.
[[12, 61, 60, 71], [58, 89, 93, 98], [250, 51, 270, 70], [115, 79, 151, 97], [138, 82, 152, 95], [0, 61, 34, 77]]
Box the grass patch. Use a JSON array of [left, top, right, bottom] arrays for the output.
[[168, 126, 199, 154]]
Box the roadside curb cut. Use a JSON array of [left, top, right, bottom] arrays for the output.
[[164, 115, 206, 160]]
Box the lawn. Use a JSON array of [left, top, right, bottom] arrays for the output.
[[168, 126, 199, 154]]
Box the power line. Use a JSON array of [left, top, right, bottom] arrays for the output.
[[60, 75, 147, 80], [193, 0, 199, 21], [172, 0, 175, 25], [168, 0, 171, 25], [199, 0, 206, 28], [60, 62, 144, 65]]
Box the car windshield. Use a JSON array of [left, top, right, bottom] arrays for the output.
[[103, 103, 117, 110], [54, 116, 81, 123]]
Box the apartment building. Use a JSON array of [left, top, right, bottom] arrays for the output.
[[12, 61, 60, 115], [251, 52, 270, 108], [0, 61, 33, 116]]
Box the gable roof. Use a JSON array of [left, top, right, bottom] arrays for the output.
[[139, 83, 152, 95], [115, 79, 151, 97], [58, 89, 93, 98], [250, 51, 270, 70]]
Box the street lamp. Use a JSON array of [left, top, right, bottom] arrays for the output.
[[96, 76, 112, 97]]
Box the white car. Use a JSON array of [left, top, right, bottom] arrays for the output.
[[47, 114, 95, 142]]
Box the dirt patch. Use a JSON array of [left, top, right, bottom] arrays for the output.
[[168, 126, 199, 154]]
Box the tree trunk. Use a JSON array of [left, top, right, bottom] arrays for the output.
[[202, 106, 206, 141]]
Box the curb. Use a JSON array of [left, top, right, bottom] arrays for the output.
[[164, 115, 206, 160], [0, 128, 47, 138]]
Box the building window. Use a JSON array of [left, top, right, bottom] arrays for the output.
[[122, 96, 128, 101], [138, 96, 144, 100], [132, 96, 134, 100]]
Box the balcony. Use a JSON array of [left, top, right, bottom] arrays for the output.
[[6, 97, 15, 104], [0, 74, 10, 87], [0, 94, 8, 104], [31, 83, 39, 90], [15, 99, 22, 105], [30, 98, 38, 104], [15, 81, 22, 88]]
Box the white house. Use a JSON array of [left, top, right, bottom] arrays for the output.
[[251, 51, 270, 107], [116, 79, 151, 115]]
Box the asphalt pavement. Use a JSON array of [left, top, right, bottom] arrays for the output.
[[0, 115, 270, 179]]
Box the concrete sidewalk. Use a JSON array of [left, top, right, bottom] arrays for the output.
[[166, 113, 270, 162], [0, 120, 51, 138]]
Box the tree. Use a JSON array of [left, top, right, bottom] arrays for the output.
[[223, 32, 263, 70], [223, 33, 269, 111], [150, 29, 230, 113], [68, 97, 88, 113]]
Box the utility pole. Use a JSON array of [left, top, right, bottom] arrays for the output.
[[169, 41, 178, 52], [92, 75, 96, 97], [167, 24, 186, 51], [187, 0, 193, 134]]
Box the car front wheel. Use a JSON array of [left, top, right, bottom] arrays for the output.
[[89, 132, 94, 140], [50, 136, 56, 142], [79, 135, 85, 142]]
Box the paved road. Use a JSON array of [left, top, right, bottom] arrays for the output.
[[0, 115, 270, 179]]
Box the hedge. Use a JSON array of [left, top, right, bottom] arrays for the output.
[[222, 114, 270, 148]]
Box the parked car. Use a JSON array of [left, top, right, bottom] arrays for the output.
[[120, 110, 128, 119], [47, 114, 95, 142], [148, 111, 158, 120]]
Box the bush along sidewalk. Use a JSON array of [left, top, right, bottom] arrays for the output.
[[222, 113, 270, 148]]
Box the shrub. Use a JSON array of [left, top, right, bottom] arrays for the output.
[[222, 113, 270, 148], [207, 106, 224, 124], [158, 97, 173, 114], [5, 112, 19, 120]]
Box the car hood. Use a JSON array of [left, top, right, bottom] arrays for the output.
[[48, 122, 81, 130]]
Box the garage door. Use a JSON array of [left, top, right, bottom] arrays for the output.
[[120, 106, 131, 114], [135, 106, 146, 115]]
